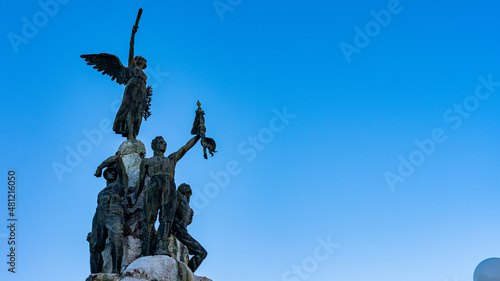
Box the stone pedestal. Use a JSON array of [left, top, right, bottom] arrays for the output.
[[166, 235, 189, 264], [101, 235, 188, 274], [101, 235, 143, 273], [87, 256, 212, 281], [86, 273, 120, 281], [117, 139, 146, 193]]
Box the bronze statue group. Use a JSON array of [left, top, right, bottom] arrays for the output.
[[88, 134, 208, 274], [81, 8, 216, 275]]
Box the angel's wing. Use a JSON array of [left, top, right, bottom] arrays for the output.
[[80, 53, 129, 85]]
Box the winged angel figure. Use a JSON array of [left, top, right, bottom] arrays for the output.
[[81, 10, 151, 140]]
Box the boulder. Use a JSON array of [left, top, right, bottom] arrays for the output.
[[121, 255, 211, 281], [87, 255, 212, 281]]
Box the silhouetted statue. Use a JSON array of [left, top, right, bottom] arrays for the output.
[[129, 135, 200, 256], [88, 155, 127, 274], [172, 183, 207, 272], [81, 9, 152, 140]]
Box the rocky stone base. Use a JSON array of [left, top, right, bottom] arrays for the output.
[[166, 235, 189, 264], [121, 236, 143, 270], [86, 256, 211, 281], [101, 236, 142, 273], [86, 273, 120, 281], [101, 235, 189, 273]]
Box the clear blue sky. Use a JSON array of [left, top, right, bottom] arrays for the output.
[[2, 0, 500, 280]]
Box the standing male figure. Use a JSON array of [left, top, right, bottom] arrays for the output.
[[172, 183, 207, 272], [89, 155, 127, 274], [130, 135, 200, 256]]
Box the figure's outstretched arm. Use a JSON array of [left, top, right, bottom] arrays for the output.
[[172, 135, 200, 163], [94, 155, 118, 177]]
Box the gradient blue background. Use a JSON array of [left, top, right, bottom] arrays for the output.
[[2, 0, 500, 280]]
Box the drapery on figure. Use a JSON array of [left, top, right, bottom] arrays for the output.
[[88, 155, 127, 274], [81, 8, 152, 140], [172, 183, 207, 272]]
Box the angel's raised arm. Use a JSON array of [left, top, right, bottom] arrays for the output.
[[129, 9, 143, 66], [128, 26, 137, 66]]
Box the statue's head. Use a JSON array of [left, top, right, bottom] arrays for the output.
[[103, 167, 118, 182], [134, 56, 147, 69], [178, 183, 192, 197], [151, 136, 166, 153]]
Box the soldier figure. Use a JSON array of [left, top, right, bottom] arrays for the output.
[[130, 135, 200, 256], [173, 183, 207, 272], [88, 155, 127, 274]]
